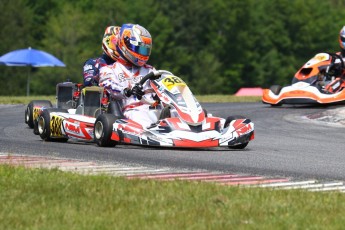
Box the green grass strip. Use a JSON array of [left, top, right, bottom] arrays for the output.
[[0, 96, 57, 105], [0, 165, 344, 229], [0, 95, 261, 104]]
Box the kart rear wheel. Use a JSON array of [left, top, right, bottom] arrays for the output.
[[25, 100, 52, 128], [38, 108, 68, 142], [34, 108, 67, 135], [94, 114, 118, 147], [224, 115, 249, 149]]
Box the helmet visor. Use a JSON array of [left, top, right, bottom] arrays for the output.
[[341, 36, 345, 42], [125, 37, 151, 56], [131, 44, 151, 56]]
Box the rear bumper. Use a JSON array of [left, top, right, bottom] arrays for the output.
[[262, 87, 345, 105]]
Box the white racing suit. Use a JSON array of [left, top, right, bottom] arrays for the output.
[[99, 60, 159, 128]]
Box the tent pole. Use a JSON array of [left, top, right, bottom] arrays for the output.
[[26, 67, 30, 96]]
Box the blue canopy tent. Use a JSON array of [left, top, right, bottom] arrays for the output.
[[0, 47, 66, 96]]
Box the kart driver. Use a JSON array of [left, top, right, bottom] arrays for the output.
[[322, 26, 345, 93], [83, 26, 120, 86], [99, 23, 159, 128]]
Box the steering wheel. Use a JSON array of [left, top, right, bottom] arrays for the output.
[[327, 53, 345, 76]]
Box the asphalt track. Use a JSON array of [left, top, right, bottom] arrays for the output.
[[1, 103, 344, 181]]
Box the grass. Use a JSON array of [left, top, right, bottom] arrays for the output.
[[0, 165, 344, 230], [0, 96, 57, 105], [0, 95, 261, 104], [197, 95, 261, 103]]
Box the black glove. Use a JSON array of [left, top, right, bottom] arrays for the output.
[[124, 85, 145, 100]]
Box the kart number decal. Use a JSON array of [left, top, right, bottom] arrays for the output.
[[313, 53, 329, 62], [162, 76, 186, 90], [50, 115, 64, 137], [305, 53, 330, 67]]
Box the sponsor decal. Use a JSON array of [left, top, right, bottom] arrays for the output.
[[313, 53, 329, 62], [118, 73, 126, 82], [305, 53, 330, 67], [289, 90, 307, 95], [236, 123, 253, 136], [50, 115, 64, 137], [65, 122, 80, 134], [83, 65, 93, 71], [173, 138, 219, 147], [33, 107, 41, 120]]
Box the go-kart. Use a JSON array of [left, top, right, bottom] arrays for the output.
[[32, 70, 254, 149], [25, 78, 122, 141], [25, 81, 83, 130], [35, 84, 124, 142], [262, 52, 345, 106], [93, 70, 254, 149]]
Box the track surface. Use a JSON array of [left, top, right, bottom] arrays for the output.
[[1, 103, 344, 181]]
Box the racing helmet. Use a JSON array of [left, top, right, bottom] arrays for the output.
[[339, 26, 345, 51], [102, 26, 120, 61], [117, 23, 152, 66]]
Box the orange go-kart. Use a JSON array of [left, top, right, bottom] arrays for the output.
[[262, 52, 345, 106]]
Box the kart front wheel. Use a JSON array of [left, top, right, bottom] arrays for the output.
[[270, 85, 282, 95], [94, 114, 118, 147], [159, 106, 171, 120], [269, 85, 283, 107], [224, 115, 249, 150]]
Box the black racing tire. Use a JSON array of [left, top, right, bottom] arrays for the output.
[[33, 120, 39, 135], [25, 100, 53, 128], [94, 114, 118, 147], [203, 108, 208, 117], [228, 142, 249, 150], [268, 85, 283, 107], [270, 85, 282, 95], [159, 106, 171, 120], [158, 107, 208, 120], [270, 102, 283, 107], [38, 108, 68, 142], [224, 115, 249, 150]]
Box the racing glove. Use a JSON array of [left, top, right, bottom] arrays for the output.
[[124, 84, 145, 100]]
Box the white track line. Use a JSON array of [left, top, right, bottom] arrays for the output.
[[281, 182, 344, 190], [256, 180, 317, 188], [1, 153, 345, 192]]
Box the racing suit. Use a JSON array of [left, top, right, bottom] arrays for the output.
[[99, 58, 158, 128], [83, 53, 115, 86]]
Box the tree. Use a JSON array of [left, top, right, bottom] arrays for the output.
[[31, 2, 100, 95], [0, 0, 36, 95], [2, 0, 345, 95]]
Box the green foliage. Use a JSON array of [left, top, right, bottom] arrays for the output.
[[240, 0, 344, 88], [1, 0, 345, 95], [0, 0, 35, 96]]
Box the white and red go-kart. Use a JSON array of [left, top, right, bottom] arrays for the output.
[[93, 70, 254, 149], [32, 84, 110, 142], [34, 71, 254, 149]]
